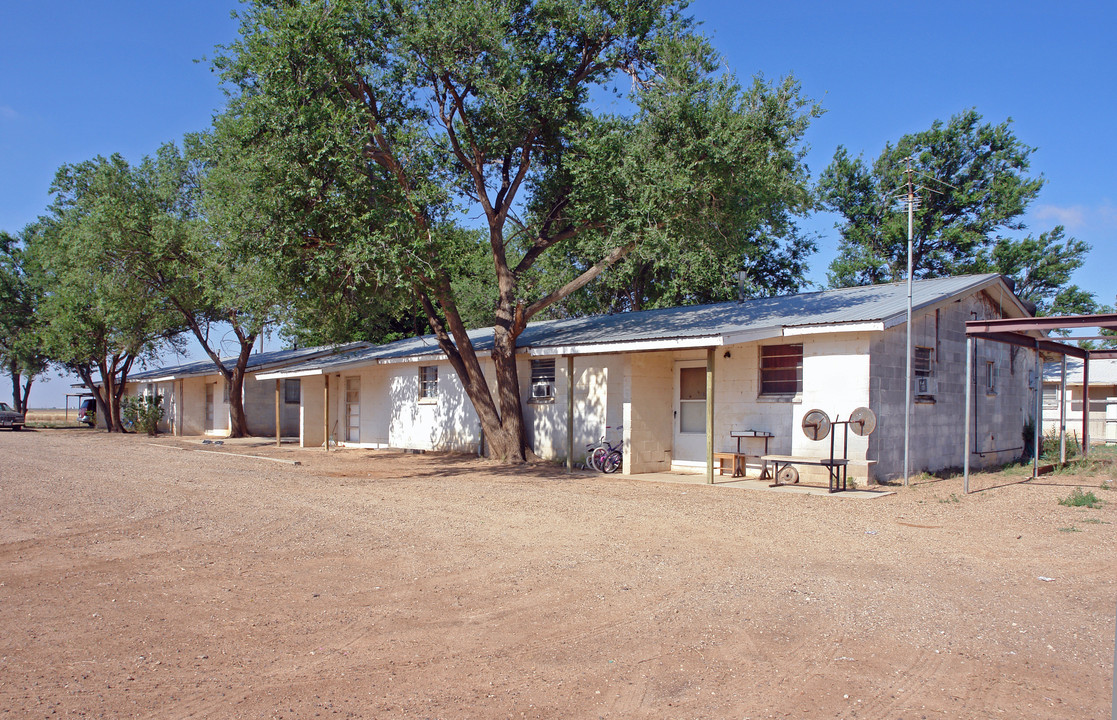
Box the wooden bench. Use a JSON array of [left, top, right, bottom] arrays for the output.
[[713, 452, 757, 477], [762, 454, 850, 493], [712, 430, 774, 478]]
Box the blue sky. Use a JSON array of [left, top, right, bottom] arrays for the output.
[[2, 1, 1114, 407]]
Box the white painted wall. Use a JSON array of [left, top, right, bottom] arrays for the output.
[[386, 360, 482, 452]]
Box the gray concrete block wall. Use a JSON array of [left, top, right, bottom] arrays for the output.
[[869, 292, 1030, 482]]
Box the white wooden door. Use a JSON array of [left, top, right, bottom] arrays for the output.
[[673, 362, 707, 466], [345, 377, 360, 443], [204, 383, 215, 431]]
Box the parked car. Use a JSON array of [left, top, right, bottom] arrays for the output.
[[77, 399, 97, 427], [0, 402, 24, 431]]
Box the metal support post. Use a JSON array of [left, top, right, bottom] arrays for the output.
[[963, 336, 973, 494], [1083, 358, 1090, 457], [1060, 355, 1067, 464], [1033, 349, 1041, 479]]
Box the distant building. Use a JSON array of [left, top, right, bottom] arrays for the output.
[[1042, 358, 1117, 444]]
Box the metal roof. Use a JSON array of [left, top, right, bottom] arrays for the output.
[[1043, 358, 1117, 385], [128, 342, 371, 382], [257, 274, 1016, 379]]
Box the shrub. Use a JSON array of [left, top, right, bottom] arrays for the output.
[[1040, 430, 1081, 461], [122, 395, 164, 436], [1057, 487, 1103, 509]]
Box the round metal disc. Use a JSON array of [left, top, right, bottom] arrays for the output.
[[801, 409, 831, 441], [778, 466, 800, 485], [849, 406, 877, 436]]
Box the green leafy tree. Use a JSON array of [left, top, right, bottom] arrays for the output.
[[26, 168, 184, 432], [0, 231, 49, 413], [214, 0, 820, 461], [40, 139, 284, 438], [160, 134, 288, 438], [819, 109, 1049, 287], [984, 226, 1095, 316]]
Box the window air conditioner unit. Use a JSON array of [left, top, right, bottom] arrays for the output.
[[532, 381, 552, 399], [915, 376, 936, 396]]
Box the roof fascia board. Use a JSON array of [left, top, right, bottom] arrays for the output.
[[377, 353, 449, 365], [256, 368, 327, 380], [527, 335, 723, 357], [781, 321, 884, 337], [134, 375, 178, 383]]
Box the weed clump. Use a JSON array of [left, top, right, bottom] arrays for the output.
[[1058, 487, 1103, 509]]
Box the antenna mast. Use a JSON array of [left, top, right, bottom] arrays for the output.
[[902, 157, 917, 488]]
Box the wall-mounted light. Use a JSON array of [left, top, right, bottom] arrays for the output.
[[723, 351, 731, 359]]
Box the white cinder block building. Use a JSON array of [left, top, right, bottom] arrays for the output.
[[123, 344, 368, 437], [1042, 358, 1117, 444], [258, 274, 1036, 483]]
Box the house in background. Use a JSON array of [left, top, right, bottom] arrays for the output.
[[123, 343, 368, 437], [259, 273, 1036, 483], [1042, 358, 1117, 444]]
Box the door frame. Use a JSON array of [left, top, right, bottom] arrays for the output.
[[673, 360, 708, 467]]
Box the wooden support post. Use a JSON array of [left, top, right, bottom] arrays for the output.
[[963, 336, 973, 494], [324, 378, 330, 452], [566, 355, 574, 474], [706, 347, 715, 485], [275, 379, 281, 446]]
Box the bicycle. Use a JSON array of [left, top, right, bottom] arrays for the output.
[[587, 426, 623, 474]]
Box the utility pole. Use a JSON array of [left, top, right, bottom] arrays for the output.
[[903, 156, 915, 488]]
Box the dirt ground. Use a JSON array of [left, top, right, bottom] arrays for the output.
[[1, 429, 1115, 719]]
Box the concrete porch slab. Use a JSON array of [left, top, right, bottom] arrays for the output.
[[624, 471, 895, 498]]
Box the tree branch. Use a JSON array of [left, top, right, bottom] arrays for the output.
[[521, 239, 635, 327]]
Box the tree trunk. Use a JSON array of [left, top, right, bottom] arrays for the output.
[[225, 336, 256, 438], [110, 358, 133, 431], [227, 363, 250, 438], [19, 376, 33, 415], [76, 366, 114, 432], [489, 323, 529, 461], [180, 314, 256, 439], [9, 360, 22, 413]]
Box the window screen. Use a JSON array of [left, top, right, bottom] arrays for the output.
[[760, 344, 803, 395]]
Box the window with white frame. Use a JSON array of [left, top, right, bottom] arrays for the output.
[[284, 378, 301, 404], [419, 366, 438, 400], [530, 359, 556, 401], [985, 360, 996, 393], [760, 344, 803, 396]]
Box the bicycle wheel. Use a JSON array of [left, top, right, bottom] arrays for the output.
[[590, 446, 609, 472], [602, 449, 622, 474]]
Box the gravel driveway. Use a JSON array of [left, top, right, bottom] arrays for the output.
[[1, 430, 1114, 718]]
